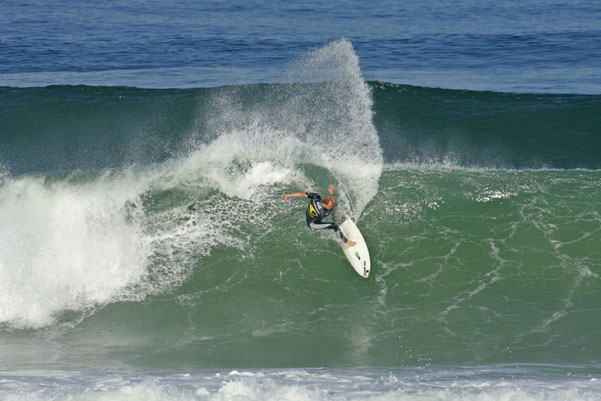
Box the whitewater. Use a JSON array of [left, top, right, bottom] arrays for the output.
[[0, 39, 382, 329]]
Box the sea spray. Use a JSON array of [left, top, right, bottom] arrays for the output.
[[291, 39, 383, 218], [197, 38, 383, 219], [0, 158, 293, 329], [0, 40, 383, 328]]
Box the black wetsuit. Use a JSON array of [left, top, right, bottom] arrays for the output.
[[305, 192, 348, 242]]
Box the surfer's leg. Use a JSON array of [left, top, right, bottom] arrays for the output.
[[308, 222, 336, 230], [308, 222, 348, 242]]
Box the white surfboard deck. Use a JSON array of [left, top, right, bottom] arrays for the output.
[[338, 217, 371, 278]]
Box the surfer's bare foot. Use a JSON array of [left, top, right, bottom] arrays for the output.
[[346, 240, 357, 246]]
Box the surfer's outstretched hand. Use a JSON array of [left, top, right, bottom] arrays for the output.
[[346, 240, 357, 246], [328, 184, 335, 195]]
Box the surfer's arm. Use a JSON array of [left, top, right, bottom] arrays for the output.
[[282, 192, 307, 200]]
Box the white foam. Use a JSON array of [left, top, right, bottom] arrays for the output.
[[0, 139, 310, 329], [384, 161, 601, 173], [0, 127, 313, 329], [184, 131, 304, 200], [2, 369, 600, 401], [0, 171, 150, 328], [198, 38, 383, 220]]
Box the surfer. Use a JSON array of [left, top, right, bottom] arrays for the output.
[[283, 184, 357, 246]]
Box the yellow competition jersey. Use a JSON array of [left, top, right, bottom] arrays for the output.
[[305, 192, 331, 224]]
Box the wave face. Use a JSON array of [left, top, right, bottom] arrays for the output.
[[1, 41, 600, 372], [2, 83, 601, 174], [0, 39, 383, 332], [371, 83, 601, 169]]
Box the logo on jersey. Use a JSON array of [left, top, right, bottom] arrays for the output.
[[308, 203, 319, 218]]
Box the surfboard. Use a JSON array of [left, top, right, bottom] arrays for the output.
[[338, 217, 371, 278]]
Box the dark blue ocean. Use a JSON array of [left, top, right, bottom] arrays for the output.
[[1, 1, 601, 400], [2, 0, 601, 93]]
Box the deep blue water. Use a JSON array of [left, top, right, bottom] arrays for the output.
[[2, 0, 601, 92]]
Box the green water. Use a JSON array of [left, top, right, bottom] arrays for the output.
[[2, 168, 598, 371], [1, 69, 600, 374]]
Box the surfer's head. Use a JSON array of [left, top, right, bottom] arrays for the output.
[[322, 196, 336, 209]]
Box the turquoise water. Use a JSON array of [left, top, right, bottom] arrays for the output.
[[1, 1, 601, 399]]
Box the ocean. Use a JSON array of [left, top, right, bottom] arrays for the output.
[[1, 1, 600, 400]]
